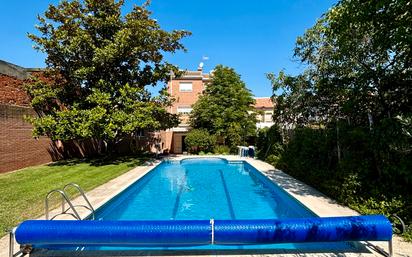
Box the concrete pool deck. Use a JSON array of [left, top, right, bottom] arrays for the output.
[[1, 155, 411, 257]]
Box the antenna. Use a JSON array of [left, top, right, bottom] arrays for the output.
[[198, 56, 209, 71]]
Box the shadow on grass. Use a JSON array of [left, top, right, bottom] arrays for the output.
[[48, 154, 153, 168]]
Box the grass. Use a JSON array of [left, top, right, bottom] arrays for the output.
[[0, 156, 148, 238]]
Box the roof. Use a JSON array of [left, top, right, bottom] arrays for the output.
[[0, 60, 44, 80], [0, 60, 46, 107], [0, 60, 30, 80], [254, 97, 273, 108], [173, 69, 210, 81]]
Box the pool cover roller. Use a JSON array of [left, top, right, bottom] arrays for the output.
[[15, 215, 392, 246]]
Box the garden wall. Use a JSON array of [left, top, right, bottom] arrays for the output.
[[0, 60, 159, 173], [0, 104, 56, 173]]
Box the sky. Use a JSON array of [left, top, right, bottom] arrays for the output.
[[0, 0, 337, 97]]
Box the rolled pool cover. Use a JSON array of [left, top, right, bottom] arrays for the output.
[[15, 220, 212, 246], [15, 215, 392, 246], [214, 215, 392, 244]]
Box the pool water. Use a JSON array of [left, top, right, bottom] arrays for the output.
[[95, 158, 314, 221], [44, 158, 357, 252]]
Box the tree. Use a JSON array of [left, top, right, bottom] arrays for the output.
[[297, 0, 410, 125], [267, 0, 412, 239], [190, 65, 257, 151], [184, 129, 216, 154], [267, 71, 318, 129], [269, 0, 412, 165], [270, 0, 411, 127], [26, 0, 190, 153], [256, 125, 283, 160]]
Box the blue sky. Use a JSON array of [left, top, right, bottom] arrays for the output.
[[0, 0, 336, 97]]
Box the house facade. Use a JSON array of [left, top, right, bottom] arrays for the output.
[[254, 97, 275, 129], [161, 64, 274, 154], [161, 64, 210, 154]]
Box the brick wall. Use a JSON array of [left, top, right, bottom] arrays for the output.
[[169, 79, 204, 113], [0, 104, 54, 173]]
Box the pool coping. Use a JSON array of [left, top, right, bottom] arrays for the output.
[[1, 155, 411, 257]]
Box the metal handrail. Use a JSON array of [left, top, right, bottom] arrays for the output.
[[9, 229, 15, 257], [63, 183, 95, 220], [49, 212, 81, 220], [12, 185, 94, 256], [45, 189, 81, 220]]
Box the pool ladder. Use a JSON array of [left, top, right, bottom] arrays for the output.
[[45, 183, 95, 220], [8, 183, 95, 257]]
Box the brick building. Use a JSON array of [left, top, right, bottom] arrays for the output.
[[161, 63, 274, 154], [161, 64, 211, 154]]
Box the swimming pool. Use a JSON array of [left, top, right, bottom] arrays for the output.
[[34, 157, 360, 252], [94, 158, 315, 221]]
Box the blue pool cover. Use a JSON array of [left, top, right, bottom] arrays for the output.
[[15, 215, 392, 247]]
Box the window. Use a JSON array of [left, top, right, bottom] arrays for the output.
[[177, 106, 193, 114], [179, 82, 193, 92], [264, 111, 273, 122]]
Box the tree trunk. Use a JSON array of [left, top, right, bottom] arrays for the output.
[[336, 123, 341, 164]]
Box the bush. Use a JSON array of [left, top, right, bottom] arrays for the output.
[[184, 129, 216, 154], [334, 173, 362, 204], [256, 125, 283, 160], [348, 196, 410, 237], [276, 127, 335, 188], [214, 145, 230, 155], [275, 124, 412, 241], [265, 154, 281, 167]]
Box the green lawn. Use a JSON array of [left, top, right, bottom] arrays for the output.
[[0, 156, 147, 237]]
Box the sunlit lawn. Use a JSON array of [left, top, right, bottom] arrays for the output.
[[0, 156, 147, 237]]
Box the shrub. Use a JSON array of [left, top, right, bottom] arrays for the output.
[[214, 145, 230, 155], [335, 173, 361, 204], [276, 127, 334, 188], [265, 154, 281, 167], [275, 125, 412, 241], [256, 125, 283, 160], [184, 129, 216, 154]]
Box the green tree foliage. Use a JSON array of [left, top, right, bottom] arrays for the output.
[[256, 125, 283, 163], [184, 129, 216, 154], [267, 0, 411, 239], [26, 0, 190, 152], [268, 71, 318, 128], [269, 0, 411, 128], [190, 65, 257, 151]]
